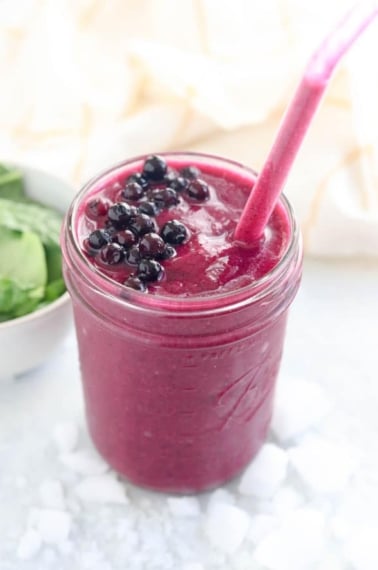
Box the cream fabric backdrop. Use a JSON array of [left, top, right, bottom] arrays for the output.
[[1, 0, 377, 256]]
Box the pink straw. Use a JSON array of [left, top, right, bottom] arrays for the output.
[[234, 2, 378, 244]]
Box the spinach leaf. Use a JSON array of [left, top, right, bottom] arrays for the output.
[[44, 242, 63, 282], [0, 277, 44, 319], [44, 278, 66, 301], [0, 164, 67, 322], [0, 165, 26, 201], [0, 228, 47, 289], [0, 198, 62, 246]]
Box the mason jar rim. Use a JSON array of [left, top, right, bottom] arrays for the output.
[[63, 152, 301, 316]]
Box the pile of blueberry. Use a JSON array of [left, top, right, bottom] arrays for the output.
[[83, 155, 209, 292]]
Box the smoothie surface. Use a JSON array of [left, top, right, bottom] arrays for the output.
[[77, 156, 291, 297]]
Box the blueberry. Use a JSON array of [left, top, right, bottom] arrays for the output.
[[129, 213, 156, 236], [104, 220, 118, 235], [160, 220, 189, 245], [100, 243, 125, 264], [137, 259, 164, 282], [124, 275, 147, 292], [161, 245, 177, 260], [186, 179, 210, 201], [152, 187, 179, 208], [164, 170, 178, 183], [138, 200, 160, 217], [125, 245, 142, 266], [112, 229, 136, 249], [139, 232, 166, 259], [180, 165, 201, 179], [108, 202, 133, 229], [128, 205, 139, 216], [168, 176, 189, 193], [121, 181, 144, 201], [126, 172, 149, 189], [85, 198, 109, 219], [87, 229, 110, 250], [142, 155, 167, 181]]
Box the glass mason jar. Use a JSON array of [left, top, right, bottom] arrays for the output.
[[62, 153, 302, 493]]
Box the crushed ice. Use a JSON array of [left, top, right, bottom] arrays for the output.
[[11, 375, 366, 568]]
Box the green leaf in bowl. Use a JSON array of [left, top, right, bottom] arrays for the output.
[[0, 166, 26, 202], [44, 278, 66, 302], [0, 164, 67, 322], [0, 278, 44, 319], [0, 228, 47, 290], [0, 198, 62, 246], [44, 242, 63, 282]]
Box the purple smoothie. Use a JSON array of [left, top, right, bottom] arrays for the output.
[[62, 152, 302, 492]]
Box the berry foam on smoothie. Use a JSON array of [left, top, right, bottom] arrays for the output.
[[78, 154, 291, 298]]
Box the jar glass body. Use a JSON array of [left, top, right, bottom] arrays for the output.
[[62, 153, 302, 493]]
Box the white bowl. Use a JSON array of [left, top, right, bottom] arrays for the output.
[[0, 163, 74, 378]]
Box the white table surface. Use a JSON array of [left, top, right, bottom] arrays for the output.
[[1, 258, 378, 570]]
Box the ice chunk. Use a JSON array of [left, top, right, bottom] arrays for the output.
[[167, 496, 201, 517], [60, 448, 109, 476], [271, 378, 331, 442], [204, 502, 250, 554], [207, 488, 235, 508], [15, 476, 27, 489], [77, 544, 110, 569], [247, 514, 278, 544], [254, 509, 326, 570], [288, 435, 357, 493], [35, 509, 72, 545], [331, 515, 353, 541], [39, 479, 65, 510], [52, 421, 79, 454], [345, 526, 378, 570], [315, 554, 345, 570], [57, 540, 74, 555], [27, 507, 47, 528], [229, 551, 256, 569], [17, 529, 42, 560], [74, 474, 128, 504], [271, 486, 303, 518], [238, 443, 288, 498], [41, 548, 58, 564], [181, 564, 205, 570]]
